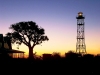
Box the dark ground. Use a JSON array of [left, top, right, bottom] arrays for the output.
[[0, 55, 100, 75]]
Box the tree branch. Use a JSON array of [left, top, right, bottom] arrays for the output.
[[19, 32, 29, 46], [32, 43, 36, 48]]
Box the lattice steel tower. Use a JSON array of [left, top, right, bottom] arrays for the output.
[[76, 12, 86, 54]]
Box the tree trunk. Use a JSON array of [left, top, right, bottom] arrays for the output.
[[28, 46, 34, 59]]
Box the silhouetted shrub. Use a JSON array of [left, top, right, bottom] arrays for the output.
[[52, 52, 61, 60], [83, 54, 94, 60], [65, 51, 79, 59]]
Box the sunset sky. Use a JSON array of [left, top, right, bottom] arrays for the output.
[[0, 0, 100, 56]]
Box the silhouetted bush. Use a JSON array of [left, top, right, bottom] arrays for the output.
[[52, 52, 61, 60], [65, 51, 80, 60], [0, 52, 100, 74]]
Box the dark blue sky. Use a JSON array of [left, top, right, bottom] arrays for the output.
[[0, 0, 100, 55]]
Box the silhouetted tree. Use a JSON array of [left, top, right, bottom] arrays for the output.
[[65, 50, 81, 59], [52, 52, 61, 59], [83, 54, 94, 60], [6, 21, 49, 59]]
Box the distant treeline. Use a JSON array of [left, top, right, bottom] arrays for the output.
[[0, 51, 100, 75]]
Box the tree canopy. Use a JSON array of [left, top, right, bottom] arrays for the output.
[[6, 21, 49, 58]]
